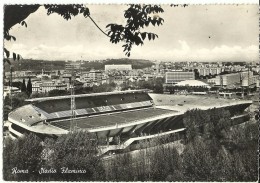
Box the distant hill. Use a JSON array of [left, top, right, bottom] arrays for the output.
[[4, 58, 154, 72], [4, 59, 65, 72], [83, 59, 154, 70]]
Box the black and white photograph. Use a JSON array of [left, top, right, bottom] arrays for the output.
[[1, 1, 259, 182]]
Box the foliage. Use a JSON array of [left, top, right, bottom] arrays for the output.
[[3, 92, 28, 120], [4, 4, 164, 64], [182, 137, 214, 181], [92, 83, 116, 93], [105, 153, 134, 181], [3, 134, 43, 181], [150, 145, 183, 181], [4, 58, 154, 73], [31, 92, 48, 98], [123, 77, 164, 93], [43, 131, 105, 181], [74, 86, 93, 94], [26, 78, 32, 96], [183, 108, 232, 141], [48, 89, 70, 97], [21, 79, 26, 92], [106, 4, 164, 57], [2, 98, 257, 181]]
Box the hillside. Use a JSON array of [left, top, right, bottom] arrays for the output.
[[4, 58, 154, 72], [83, 58, 154, 70]]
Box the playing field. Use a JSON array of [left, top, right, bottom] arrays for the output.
[[51, 108, 176, 130]]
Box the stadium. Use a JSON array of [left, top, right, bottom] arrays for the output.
[[7, 90, 252, 154]]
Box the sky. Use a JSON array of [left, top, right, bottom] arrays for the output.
[[4, 4, 259, 62]]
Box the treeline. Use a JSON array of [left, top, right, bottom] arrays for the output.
[[105, 58, 154, 69], [3, 132, 105, 181], [4, 59, 65, 72], [3, 109, 258, 181], [104, 109, 258, 181], [81, 58, 154, 70], [4, 58, 154, 72], [122, 77, 164, 93]]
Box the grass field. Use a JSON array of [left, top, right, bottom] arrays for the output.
[[51, 108, 176, 130]]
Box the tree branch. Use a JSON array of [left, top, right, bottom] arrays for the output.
[[87, 15, 110, 37]]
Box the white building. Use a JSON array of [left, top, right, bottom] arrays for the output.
[[32, 80, 67, 93], [105, 64, 132, 71], [4, 86, 21, 97], [165, 71, 195, 84]]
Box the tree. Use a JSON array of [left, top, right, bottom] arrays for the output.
[[21, 79, 26, 93], [150, 145, 183, 181], [48, 89, 69, 97], [213, 147, 234, 181], [182, 137, 214, 181], [194, 69, 200, 79], [44, 131, 105, 181], [4, 4, 164, 64], [26, 77, 32, 96], [3, 134, 43, 181], [105, 153, 134, 181]]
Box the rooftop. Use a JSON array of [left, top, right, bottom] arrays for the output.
[[26, 89, 150, 102], [175, 80, 210, 87]]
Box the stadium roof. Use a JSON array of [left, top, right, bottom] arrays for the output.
[[26, 89, 150, 102], [175, 80, 210, 88]]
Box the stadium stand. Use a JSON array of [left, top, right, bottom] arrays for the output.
[[34, 99, 71, 113], [8, 105, 45, 126], [30, 92, 153, 120]]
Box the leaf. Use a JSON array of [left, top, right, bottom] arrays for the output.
[[106, 24, 112, 28], [141, 32, 146, 40], [83, 9, 90, 17], [152, 34, 155, 40], [4, 58, 11, 65], [148, 33, 151, 40], [21, 21, 27, 27], [11, 36, 16, 41], [4, 48, 10, 58], [13, 53, 16, 61]]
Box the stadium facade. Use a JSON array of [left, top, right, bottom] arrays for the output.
[[7, 90, 252, 154], [165, 71, 195, 84]]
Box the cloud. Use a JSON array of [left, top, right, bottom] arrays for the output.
[[6, 40, 258, 62], [7, 43, 125, 61], [131, 40, 258, 62]]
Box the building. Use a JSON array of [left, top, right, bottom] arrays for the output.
[[32, 81, 42, 93], [208, 71, 257, 88], [88, 69, 102, 82], [32, 80, 67, 93], [65, 61, 82, 71], [105, 64, 132, 71], [4, 86, 21, 97], [198, 67, 222, 76], [165, 71, 195, 84], [7, 90, 252, 155], [208, 73, 240, 87], [175, 80, 210, 88]]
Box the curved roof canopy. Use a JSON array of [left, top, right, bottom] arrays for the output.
[[175, 80, 210, 88]]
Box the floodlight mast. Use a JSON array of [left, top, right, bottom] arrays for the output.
[[70, 68, 77, 132], [10, 65, 13, 110]]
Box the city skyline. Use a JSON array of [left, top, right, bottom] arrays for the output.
[[5, 4, 259, 62]]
